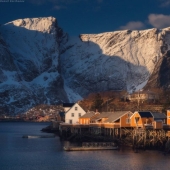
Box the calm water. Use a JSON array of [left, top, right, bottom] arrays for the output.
[[0, 122, 169, 170]]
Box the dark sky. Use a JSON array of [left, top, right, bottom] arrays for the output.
[[1, 0, 170, 35]]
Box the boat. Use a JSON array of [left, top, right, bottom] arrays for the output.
[[22, 135, 55, 138], [63, 142, 118, 151]]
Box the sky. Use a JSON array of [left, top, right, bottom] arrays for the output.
[[0, 0, 170, 35]]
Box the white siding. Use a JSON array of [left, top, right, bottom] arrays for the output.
[[65, 103, 86, 124]]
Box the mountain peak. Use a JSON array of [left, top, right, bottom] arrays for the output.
[[5, 17, 58, 34]]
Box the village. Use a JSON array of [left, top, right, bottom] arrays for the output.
[[2, 90, 170, 152], [46, 90, 170, 152]]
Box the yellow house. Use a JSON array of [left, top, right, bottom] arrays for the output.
[[104, 111, 133, 128], [130, 111, 153, 128], [167, 110, 170, 125]]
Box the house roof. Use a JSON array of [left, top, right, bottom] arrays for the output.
[[63, 103, 75, 107], [151, 112, 166, 119], [138, 111, 153, 118], [104, 111, 132, 123], [90, 111, 132, 123], [65, 103, 86, 114], [80, 111, 96, 118], [90, 112, 112, 121]]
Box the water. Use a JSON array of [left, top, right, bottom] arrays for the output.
[[0, 122, 169, 170]]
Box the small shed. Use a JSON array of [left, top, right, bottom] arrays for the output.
[[152, 120, 163, 129], [151, 112, 166, 123]]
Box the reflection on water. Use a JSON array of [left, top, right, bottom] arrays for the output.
[[0, 122, 169, 170]]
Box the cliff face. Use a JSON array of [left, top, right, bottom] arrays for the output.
[[143, 29, 170, 90], [144, 50, 170, 89], [0, 17, 170, 114], [0, 17, 68, 114], [60, 28, 165, 99]]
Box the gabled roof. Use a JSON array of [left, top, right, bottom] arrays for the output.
[[90, 111, 132, 123], [65, 103, 86, 114], [63, 103, 75, 107], [138, 111, 152, 118], [151, 112, 166, 119], [80, 111, 96, 118], [104, 111, 132, 123], [90, 112, 112, 121]]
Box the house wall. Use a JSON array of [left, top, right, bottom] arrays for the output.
[[152, 121, 163, 129], [167, 110, 170, 125], [120, 112, 132, 127], [130, 112, 143, 127], [64, 107, 71, 112], [143, 117, 153, 124], [101, 118, 108, 123], [65, 103, 86, 124]]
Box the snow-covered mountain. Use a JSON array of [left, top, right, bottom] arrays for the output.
[[0, 17, 68, 114], [0, 16, 170, 114]]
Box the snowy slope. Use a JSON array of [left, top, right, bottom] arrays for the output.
[[0, 17, 68, 114], [0, 17, 170, 114], [60, 28, 167, 96]]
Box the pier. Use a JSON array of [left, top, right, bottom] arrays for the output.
[[59, 123, 170, 150]]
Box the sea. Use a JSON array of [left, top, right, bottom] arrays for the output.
[[0, 122, 169, 170]]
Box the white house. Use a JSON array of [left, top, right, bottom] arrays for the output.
[[65, 103, 86, 124]]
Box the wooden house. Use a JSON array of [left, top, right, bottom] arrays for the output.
[[129, 90, 158, 103], [65, 103, 86, 124], [104, 111, 133, 128], [151, 112, 166, 123], [79, 111, 100, 124], [151, 112, 166, 129], [130, 111, 153, 128]]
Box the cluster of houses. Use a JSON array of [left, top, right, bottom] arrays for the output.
[[59, 102, 170, 130]]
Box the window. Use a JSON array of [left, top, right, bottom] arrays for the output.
[[168, 116, 170, 119], [69, 119, 72, 124], [71, 113, 74, 117], [135, 117, 140, 123], [79, 113, 81, 117], [126, 118, 130, 124], [75, 107, 78, 111], [127, 113, 130, 117]]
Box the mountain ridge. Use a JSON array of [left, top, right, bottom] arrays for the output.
[[0, 16, 170, 114]]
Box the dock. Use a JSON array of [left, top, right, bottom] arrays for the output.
[[64, 142, 118, 151]]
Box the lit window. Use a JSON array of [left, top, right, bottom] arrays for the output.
[[71, 113, 74, 117]]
